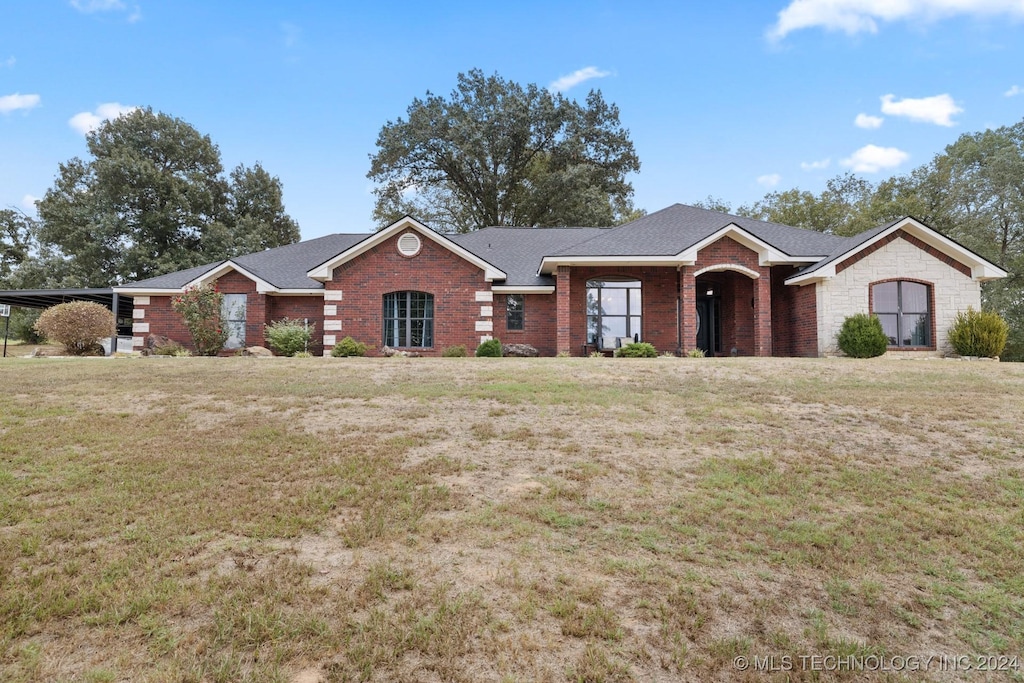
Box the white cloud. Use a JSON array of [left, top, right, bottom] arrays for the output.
[[2, 56, 14, 69], [757, 173, 782, 188], [68, 102, 137, 135], [1006, 85, 1023, 97], [21, 194, 40, 212], [854, 113, 884, 129], [768, 0, 1024, 41], [71, 0, 141, 21], [0, 93, 41, 113], [801, 158, 831, 171], [549, 66, 612, 93], [880, 93, 962, 126], [70, 0, 125, 12], [841, 144, 909, 173]]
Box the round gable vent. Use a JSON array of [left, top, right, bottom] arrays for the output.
[[397, 232, 421, 257]]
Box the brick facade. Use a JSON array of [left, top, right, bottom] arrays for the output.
[[771, 266, 818, 357], [127, 223, 986, 359], [322, 231, 492, 356]]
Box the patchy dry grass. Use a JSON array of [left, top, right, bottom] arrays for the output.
[[1, 356, 1023, 682]]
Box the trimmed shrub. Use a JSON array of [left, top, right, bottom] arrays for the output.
[[265, 318, 314, 357], [171, 284, 227, 356], [34, 301, 113, 355], [615, 341, 658, 358], [475, 338, 503, 357], [837, 313, 888, 358], [331, 336, 367, 357], [686, 348, 706, 358], [948, 307, 1009, 358], [442, 344, 468, 357]]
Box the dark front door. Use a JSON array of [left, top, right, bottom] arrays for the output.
[[696, 296, 720, 356]]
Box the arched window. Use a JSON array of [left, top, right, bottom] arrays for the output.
[[872, 281, 930, 347], [586, 278, 641, 348], [383, 291, 434, 348]]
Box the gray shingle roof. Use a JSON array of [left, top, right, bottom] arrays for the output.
[[121, 233, 368, 290], [785, 219, 901, 281], [450, 227, 610, 286], [120, 204, 882, 292], [549, 203, 846, 258]]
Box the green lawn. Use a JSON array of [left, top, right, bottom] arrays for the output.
[[1, 356, 1022, 682]]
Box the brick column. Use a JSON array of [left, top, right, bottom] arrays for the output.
[[754, 268, 772, 356], [680, 266, 696, 354], [556, 266, 571, 355]]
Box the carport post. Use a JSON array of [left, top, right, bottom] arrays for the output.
[[2, 309, 9, 358], [108, 292, 119, 356]]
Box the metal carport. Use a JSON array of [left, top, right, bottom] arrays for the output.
[[0, 288, 135, 355]]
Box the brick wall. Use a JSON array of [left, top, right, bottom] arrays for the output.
[[323, 231, 492, 356], [566, 266, 678, 356], [493, 293, 558, 356], [771, 266, 818, 357], [691, 236, 772, 356], [268, 296, 325, 355]]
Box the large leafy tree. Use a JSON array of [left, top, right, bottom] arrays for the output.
[[367, 69, 641, 233], [0, 209, 33, 283], [34, 108, 299, 287]]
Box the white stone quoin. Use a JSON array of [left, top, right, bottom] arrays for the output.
[[132, 308, 145, 319], [324, 291, 343, 302], [132, 322, 150, 333], [474, 291, 493, 302], [480, 305, 492, 317], [323, 304, 337, 316], [324, 320, 342, 331], [475, 320, 493, 332]]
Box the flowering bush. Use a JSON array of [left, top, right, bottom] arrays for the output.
[[171, 284, 228, 356], [34, 301, 114, 355]]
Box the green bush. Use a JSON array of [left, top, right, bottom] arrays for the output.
[[8, 307, 44, 343], [331, 336, 367, 357], [836, 313, 889, 358], [475, 338, 502, 357], [34, 301, 114, 355], [948, 307, 1009, 358], [686, 348, 706, 358], [442, 344, 467, 357], [615, 341, 658, 358], [265, 318, 314, 356], [171, 285, 227, 356]]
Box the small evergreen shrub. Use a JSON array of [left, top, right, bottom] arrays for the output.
[[171, 284, 227, 356], [293, 351, 314, 358], [34, 301, 113, 355], [265, 318, 314, 356], [475, 338, 503, 357], [948, 307, 1009, 358], [615, 341, 658, 358], [686, 348, 706, 358], [331, 336, 367, 357], [836, 313, 889, 358], [442, 344, 467, 357]]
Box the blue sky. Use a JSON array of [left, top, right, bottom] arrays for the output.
[[2, 0, 1023, 240]]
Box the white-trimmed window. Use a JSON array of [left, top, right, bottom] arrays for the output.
[[222, 293, 247, 349], [506, 294, 524, 331]]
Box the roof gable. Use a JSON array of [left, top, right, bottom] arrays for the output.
[[786, 216, 1007, 284], [307, 216, 507, 282]]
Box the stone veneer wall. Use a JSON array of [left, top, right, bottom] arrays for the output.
[[815, 233, 981, 356]]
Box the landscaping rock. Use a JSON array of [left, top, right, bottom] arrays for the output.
[[242, 346, 274, 357], [381, 345, 420, 358], [501, 343, 538, 357]]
